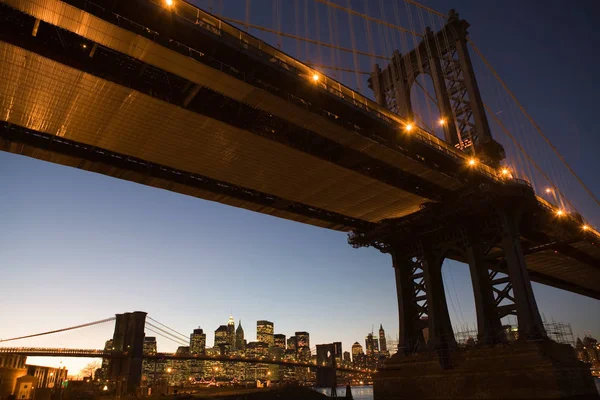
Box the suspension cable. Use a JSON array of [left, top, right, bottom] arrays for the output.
[[145, 322, 190, 346], [0, 317, 115, 343], [470, 39, 600, 208], [484, 103, 577, 212], [146, 317, 189, 340], [403, 0, 446, 18], [145, 327, 188, 346], [314, 0, 422, 37], [219, 16, 389, 61]]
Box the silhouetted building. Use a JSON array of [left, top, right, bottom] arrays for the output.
[[274, 334, 286, 349], [257, 320, 274, 346], [190, 328, 206, 355], [287, 336, 297, 352], [379, 324, 387, 353], [99, 339, 113, 381], [235, 321, 245, 350]]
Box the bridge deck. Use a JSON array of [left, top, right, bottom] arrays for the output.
[[0, 0, 598, 298]]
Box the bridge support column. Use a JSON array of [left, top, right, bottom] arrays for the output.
[[391, 249, 426, 354], [389, 244, 455, 362], [109, 311, 147, 397], [350, 186, 598, 399], [421, 248, 455, 356], [500, 212, 546, 340], [465, 235, 505, 345]]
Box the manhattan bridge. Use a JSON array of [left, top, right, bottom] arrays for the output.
[[0, 0, 598, 399]]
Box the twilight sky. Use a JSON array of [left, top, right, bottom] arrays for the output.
[[0, 0, 599, 375]]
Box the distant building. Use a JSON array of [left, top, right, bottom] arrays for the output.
[[365, 333, 379, 356], [343, 351, 351, 363], [235, 321, 245, 351], [98, 339, 113, 381], [246, 342, 270, 380], [190, 328, 206, 355], [143, 337, 157, 355], [0, 356, 68, 400], [333, 342, 343, 365], [295, 331, 310, 360], [142, 337, 158, 383], [287, 336, 297, 352], [379, 324, 387, 353], [274, 334, 286, 350], [215, 325, 229, 354], [257, 320, 274, 346], [189, 328, 206, 380], [351, 342, 364, 360], [227, 315, 236, 348]]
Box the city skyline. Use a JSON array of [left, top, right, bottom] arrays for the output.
[[1, 0, 599, 383]]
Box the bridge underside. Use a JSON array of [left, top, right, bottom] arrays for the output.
[[0, 0, 598, 300]]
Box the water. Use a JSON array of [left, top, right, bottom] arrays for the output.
[[314, 380, 600, 399], [313, 385, 373, 399]]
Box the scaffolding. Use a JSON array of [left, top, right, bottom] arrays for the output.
[[453, 318, 575, 347]]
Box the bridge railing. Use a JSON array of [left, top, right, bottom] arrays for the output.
[[142, 0, 501, 181]]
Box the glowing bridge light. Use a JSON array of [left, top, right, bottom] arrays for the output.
[[165, 0, 174, 6], [556, 209, 564, 217], [501, 168, 510, 176], [468, 158, 477, 167], [312, 73, 320, 82], [438, 118, 446, 126], [545, 187, 552, 194], [583, 225, 589, 231], [404, 123, 414, 132]]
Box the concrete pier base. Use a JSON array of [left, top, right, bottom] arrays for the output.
[[374, 340, 598, 399]]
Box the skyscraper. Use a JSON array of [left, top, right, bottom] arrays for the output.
[[257, 320, 274, 346], [215, 325, 229, 354], [351, 342, 364, 360], [379, 324, 387, 353], [227, 315, 235, 348], [287, 336, 297, 352], [333, 342, 342, 365], [190, 328, 206, 355], [295, 331, 310, 360], [274, 334, 286, 349], [235, 321, 245, 350], [343, 351, 351, 363], [365, 333, 379, 356], [143, 337, 157, 355], [141, 337, 157, 384]]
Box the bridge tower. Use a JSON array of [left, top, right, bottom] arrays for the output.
[[108, 311, 147, 397], [315, 344, 338, 396], [350, 183, 599, 399], [370, 10, 504, 167]]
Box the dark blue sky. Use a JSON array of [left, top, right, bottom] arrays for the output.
[[0, 0, 598, 374]]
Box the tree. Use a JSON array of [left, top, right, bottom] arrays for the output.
[[79, 361, 102, 379]]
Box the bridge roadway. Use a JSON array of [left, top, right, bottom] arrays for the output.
[[0, 0, 598, 298], [0, 347, 368, 374]]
